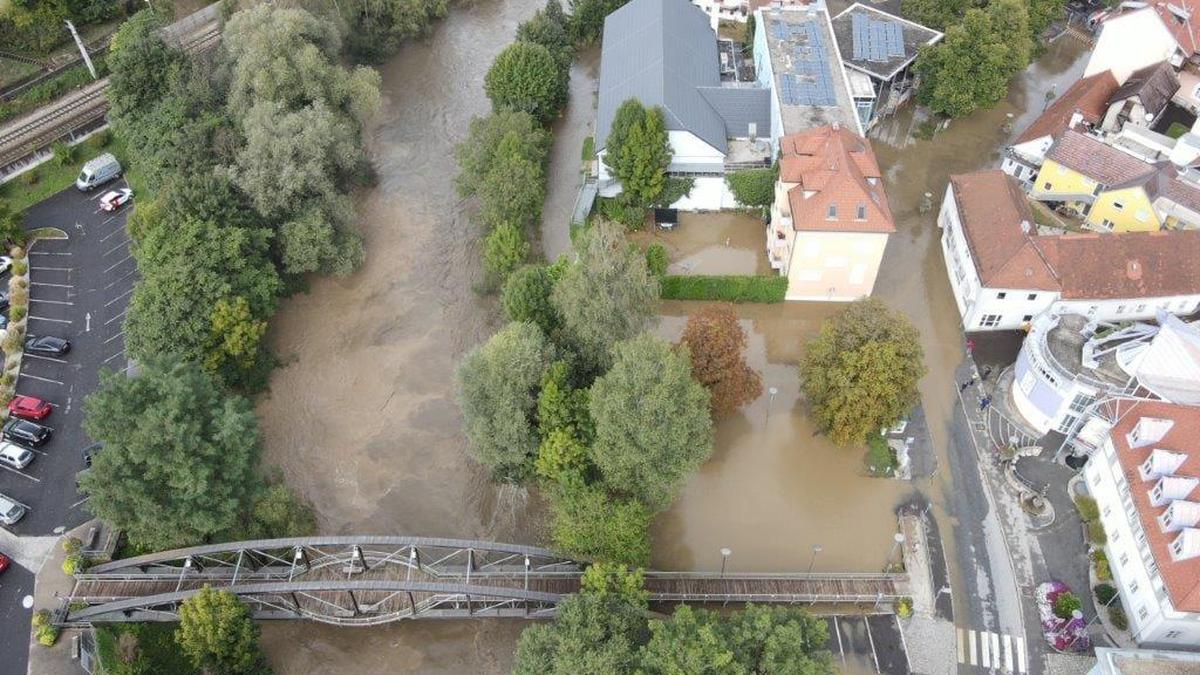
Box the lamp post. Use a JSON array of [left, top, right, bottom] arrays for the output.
[[889, 532, 905, 570], [807, 544, 822, 574], [720, 548, 732, 577], [764, 387, 778, 425]]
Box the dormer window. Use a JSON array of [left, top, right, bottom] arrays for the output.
[[1128, 417, 1174, 449], [827, 205, 837, 219], [856, 204, 866, 220]]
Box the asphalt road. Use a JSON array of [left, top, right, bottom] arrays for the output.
[[823, 613, 908, 674], [0, 181, 136, 536], [0, 561, 33, 675]]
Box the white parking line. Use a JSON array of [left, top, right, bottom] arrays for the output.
[[103, 351, 125, 364], [104, 238, 130, 258], [30, 266, 73, 272], [105, 309, 127, 326], [1003, 634, 1014, 672], [31, 282, 72, 289], [957, 629, 965, 665], [30, 299, 73, 306], [968, 630, 977, 666], [104, 254, 134, 274], [23, 354, 67, 364], [70, 495, 90, 509], [105, 287, 134, 307], [29, 252, 71, 256], [99, 224, 127, 243], [28, 316, 72, 324], [104, 330, 124, 344], [862, 617, 880, 674], [833, 617, 846, 669], [100, 214, 118, 225], [20, 372, 63, 385], [992, 632, 1001, 670], [1015, 636, 1027, 674], [103, 268, 137, 290], [0, 461, 39, 482]]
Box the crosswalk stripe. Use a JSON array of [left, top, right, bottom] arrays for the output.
[[1003, 634, 1013, 672], [992, 633, 1001, 670], [981, 630, 990, 667], [1016, 635, 1027, 674], [957, 628, 965, 665], [969, 629, 978, 666]]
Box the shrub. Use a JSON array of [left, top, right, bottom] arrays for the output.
[[660, 275, 787, 303], [1108, 604, 1128, 631], [0, 374, 13, 387], [1074, 495, 1100, 523], [62, 553, 87, 575], [1088, 522, 1108, 546], [36, 624, 59, 647], [594, 197, 645, 230], [1093, 583, 1117, 606], [11, 247, 25, 261], [644, 243, 668, 277], [32, 609, 50, 628], [10, 286, 28, 307], [61, 537, 82, 555], [10, 306, 25, 322], [86, 130, 112, 150], [12, 260, 27, 276], [725, 167, 777, 208], [1053, 592, 1081, 619], [51, 141, 76, 167], [896, 597, 913, 619], [865, 434, 898, 477], [20, 171, 39, 186]]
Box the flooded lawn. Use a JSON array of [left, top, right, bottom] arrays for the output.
[[628, 211, 772, 276]]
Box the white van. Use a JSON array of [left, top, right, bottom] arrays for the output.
[[0, 441, 33, 470], [75, 152, 122, 192], [0, 492, 25, 526]]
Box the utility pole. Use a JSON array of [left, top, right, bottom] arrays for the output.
[[65, 20, 98, 80]]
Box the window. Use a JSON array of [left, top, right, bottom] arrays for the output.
[[1120, 552, 1130, 566], [1135, 304, 1147, 313], [1174, 537, 1185, 556], [1043, 182, 1053, 190], [1104, 505, 1112, 517], [856, 204, 866, 220], [1116, 305, 1126, 314], [1027, 293, 1037, 301], [1139, 606, 1150, 621], [979, 314, 1002, 328], [1129, 579, 1139, 594], [1112, 201, 1124, 210], [1165, 630, 1183, 640], [1069, 393, 1094, 414], [1022, 314, 1033, 322], [827, 205, 837, 219], [997, 292, 1007, 299], [1099, 218, 1115, 231]]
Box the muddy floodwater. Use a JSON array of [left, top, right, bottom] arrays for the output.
[[254, 0, 1090, 662]]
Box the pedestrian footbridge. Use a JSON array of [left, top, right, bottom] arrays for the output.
[[60, 536, 909, 626]]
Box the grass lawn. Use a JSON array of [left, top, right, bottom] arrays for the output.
[[0, 57, 41, 89], [96, 623, 200, 674], [0, 130, 139, 215], [1167, 121, 1190, 139], [863, 434, 898, 477]]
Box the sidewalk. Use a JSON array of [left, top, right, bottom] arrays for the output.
[[26, 519, 96, 675]]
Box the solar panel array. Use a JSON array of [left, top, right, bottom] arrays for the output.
[[771, 18, 837, 107], [850, 13, 905, 63]]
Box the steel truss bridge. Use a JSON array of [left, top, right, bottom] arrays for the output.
[[61, 536, 909, 626]]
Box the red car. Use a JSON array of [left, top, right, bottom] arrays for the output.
[[8, 395, 51, 421], [0, 552, 10, 574]]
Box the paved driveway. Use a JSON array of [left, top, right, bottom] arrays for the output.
[[0, 183, 137, 536]]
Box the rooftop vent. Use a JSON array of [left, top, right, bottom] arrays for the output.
[[1127, 259, 1143, 281]]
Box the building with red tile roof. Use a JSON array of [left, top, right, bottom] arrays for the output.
[[1084, 401, 1200, 647], [767, 124, 895, 301]]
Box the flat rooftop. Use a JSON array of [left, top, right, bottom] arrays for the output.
[[1044, 314, 1132, 389], [831, 3, 942, 81], [760, 5, 861, 135]]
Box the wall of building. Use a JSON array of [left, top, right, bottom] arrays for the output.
[[1086, 185, 1162, 232], [1053, 296, 1200, 322], [671, 175, 740, 210], [1085, 438, 1200, 647], [596, 133, 727, 209], [1011, 338, 1103, 435], [784, 229, 889, 301], [1084, 10, 1180, 84], [1032, 159, 1102, 202], [753, 12, 785, 157]]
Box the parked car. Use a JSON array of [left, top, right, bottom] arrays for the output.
[[75, 153, 122, 192], [0, 291, 9, 313], [99, 188, 133, 212], [0, 442, 33, 470], [8, 395, 51, 420], [25, 336, 70, 357], [0, 256, 11, 275], [81, 442, 103, 469], [0, 552, 10, 574], [3, 419, 51, 448], [0, 493, 25, 526], [0, 314, 9, 331]]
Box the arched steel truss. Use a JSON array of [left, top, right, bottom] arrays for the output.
[[64, 536, 911, 626]]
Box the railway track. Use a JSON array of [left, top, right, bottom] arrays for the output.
[[0, 23, 221, 172]]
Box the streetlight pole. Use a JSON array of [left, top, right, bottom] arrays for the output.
[[807, 544, 822, 574], [64, 20, 98, 80], [889, 532, 905, 571], [764, 387, 778, 425], [720, 548, 732, 578]]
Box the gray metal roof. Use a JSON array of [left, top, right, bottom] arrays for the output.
[[596, 0, 733, 154], [697, 86, 771, 139]]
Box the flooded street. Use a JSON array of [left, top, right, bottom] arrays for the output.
[[252, 0, 1090, 663]]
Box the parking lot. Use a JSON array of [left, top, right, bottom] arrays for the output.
[[823, 614, 909, 674], [1, 181, 137, 535]]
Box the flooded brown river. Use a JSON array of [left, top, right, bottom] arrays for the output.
[[254, 0, 1090, 663]]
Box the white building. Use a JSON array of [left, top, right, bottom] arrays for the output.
[[1085, 6, 1183, 84], [1089, 646, 1200, 673], [1083, 401, 1200, 648], [938, 170, 1200, 334]]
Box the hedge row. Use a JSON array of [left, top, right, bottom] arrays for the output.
[[660, 275, 787, 303]]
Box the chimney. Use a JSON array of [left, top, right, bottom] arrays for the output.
[[1020, 219, 1032, 234], [831, 121, 839, 130]]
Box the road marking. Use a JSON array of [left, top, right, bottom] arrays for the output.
[[0, 463, 39, 482], [103, 238, 130, 258], [103, 268, 137, 290], [70, 496, 90, 509], [992, 632, 1000, 670], [29, 252, 71, 256], [105, 287, 134, 307], [104, 253, 134, 274], [833, 616, 846, 669], [99, 224, 127, 243], [1016, 636, 1027, 674], [85, 312, 90, 332], [103, 330, 124, 344], [862, 616, 880, 674], [968, 629, 977, 666], [23, 354, 67, 364], [20, 372, 63, 385], [31, 282, 72, 289], [30, 266, 73, 272], [103, 351, 125, 364], [29, 316, 72, 324], [1003, 634, 1013, 672], [957, 628, 965, 665], [100, 214, 118, 225], [105, 309, 127, 326], [30, 298, 73, 306]]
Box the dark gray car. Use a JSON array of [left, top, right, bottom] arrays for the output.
[[2, 419, 51, 448], [25, 335, 70, 357]]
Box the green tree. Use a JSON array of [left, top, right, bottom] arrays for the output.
[[535, 428, 590, 487], [457, 322, 556, 479], [640, 606, 741, 675], [0, 200, 25, 247], [551, 220, 659, 372], [176, 588, 270, 675], [512, 593, 649, 675], [900, 0, 972, 31], [278, 201, 365, 277], [915, 0, 1033, 118], [603, 99, 672, 206], [340, 0, 449, 62], [724, 605, 834, 674], [589, 334, 713, 511], [799, 298, 926, 446], [725, 167, 778, 209], [517, 0, 574, 70], [679, 304, 762, 418], [482, 221, 530, 283], [580, 563, 648, 607], [502, 264, 561, 336], [549, 483, 652, 565], [455, 111, 550, 198], [567, 0, 630, 43], [476, 139, 546, 229], [204, 296, 270, 392], [79, 358, 263, 550], [105, 11, 186, 122], [238, 479, 318, 541], [1026, 0, 1066, 37], [537, 361, 591, 439], [485, 42, 569, 125]]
